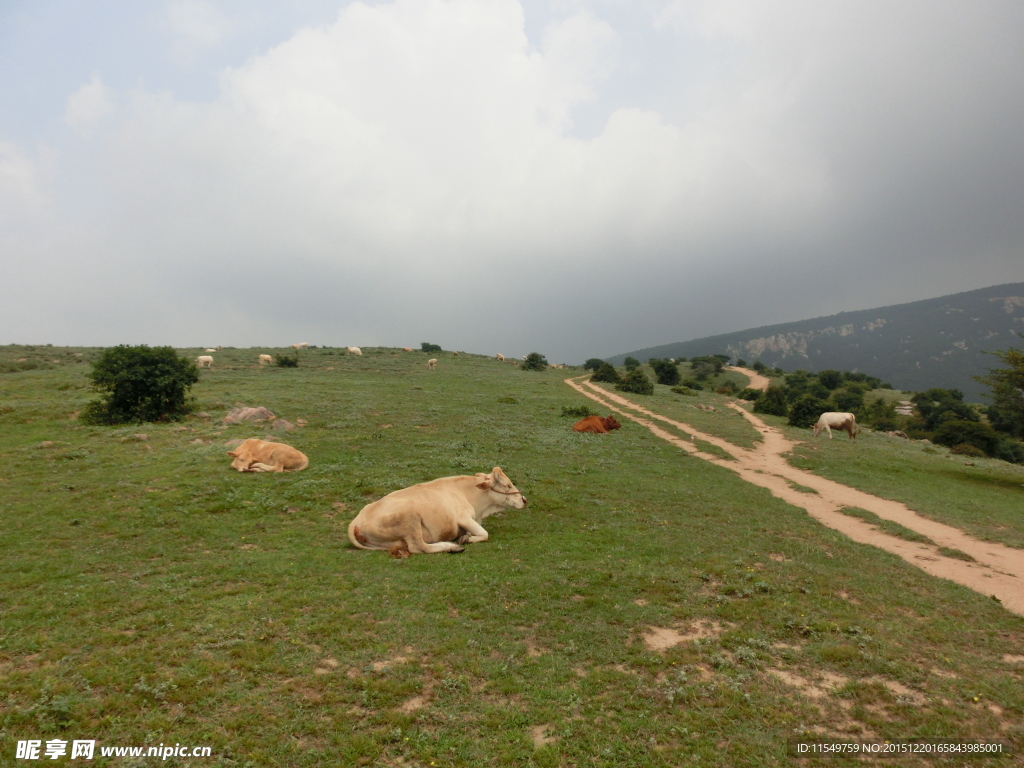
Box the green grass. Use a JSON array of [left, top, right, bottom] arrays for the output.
[[839, 507, 936, 545], [1, 346, 1022, 766]]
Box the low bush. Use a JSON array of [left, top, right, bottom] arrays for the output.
[[735, 359, 746, 367], [738, 388, 761, 401], [590, 363, 622, 384], [817, 370, 843, 390], [81, 345, 199, 425], [752, 360, 766, 372], [933, 419, 1000, 455], [583, 358, 605, 371], [905, 429, 934, 441], [994, 438, 1024, 464], [950, 443, 986, 457], [421, 342, 442, 353], [649, 358, 680, 386], [521, 352, 548, 371], [680, 379, 703, 391], [671, 386, 698, 397], [716, 381, 737, 395], [753, 386, 788, 417], [871, 418, 899, 432], [616, 368, 654, 395], [623, 357, 640, 371], [788, 394, 831, 429], [833, 390, 864, 412], [276, 353, 299, 368]]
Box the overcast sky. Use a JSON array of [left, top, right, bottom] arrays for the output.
[[2, 0, 1023, 361]]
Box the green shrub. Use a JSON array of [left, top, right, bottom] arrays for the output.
[[521, 352, 548, 371], [788, 394, 831, 428], [691, 361, 716, 380], [649, 358, 680, 386], [753, 386, 788, 417], [676, 357, 688, 363], [583, 358, 605, 371], [752, 360, 766, 372], [421, 342, 442, 353], [872, 418, 898, 432], [590, 363, 622, 384], [738, 388, 761, 401], [623, 357, 640, 371], [561, 404, 595, 418], [81, 345, 199, 425], [276, 353, 299, 368], [680, 379, 703, 391], [833, 390, 864, 412], [905, 429, 934, 441], [617, 368, 654, 395], [716, 380, 737, 395], [912, 388, 977, 430], [816, 370, 843, 390], [735, 359, 747, 367], [950, 443, 986, 457], [671, 386, 698, 397], [993, 438, 1024, 464], [933, 419, 1000, 455]]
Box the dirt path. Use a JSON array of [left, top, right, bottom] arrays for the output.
[[726, 366, 771, 391], [565, 375, 1024, 616]]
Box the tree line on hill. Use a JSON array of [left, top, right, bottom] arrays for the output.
[[584, 344, 1024, 464]]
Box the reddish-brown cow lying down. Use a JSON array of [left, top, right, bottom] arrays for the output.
[[227, 438, 309, 472], [573, 415, 622, 433], [348, 467, 527, 556], [812, 412, 859, 440]]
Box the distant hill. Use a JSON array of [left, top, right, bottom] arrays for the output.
[[607, 282, 1024, 400]]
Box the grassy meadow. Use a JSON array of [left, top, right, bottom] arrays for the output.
[[1, 345, 1023, 766]]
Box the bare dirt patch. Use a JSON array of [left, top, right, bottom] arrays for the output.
[[530, 724, 557, 748], [1002, 654, 1024, 664], [767, 668, 848, 699], [643, 620, 727, 651], [566, 375, 1024, 616]]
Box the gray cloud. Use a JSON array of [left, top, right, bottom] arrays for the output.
[[2, 0, 1023, 361]]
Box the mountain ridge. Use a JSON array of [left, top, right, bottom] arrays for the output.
[[606, 282, 1024, 399]]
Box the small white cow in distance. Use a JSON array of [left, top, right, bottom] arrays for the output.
[[227, 438, 308, 472], [205, 348, 217, 353], [258, 354, 273, 365], [196, 355, 213, 369], [813, 412, 859, 440], [496, 353, 504, 361], [348, 467, 527, 556], [427, 358, 437, 369], [291, 342, 309, 349], [347, 346, 362, 356]]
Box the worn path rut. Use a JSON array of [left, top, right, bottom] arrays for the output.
[[565, 375, 1024, 616]]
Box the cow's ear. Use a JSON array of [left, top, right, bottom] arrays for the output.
[[475, 472, 493, 490], [227, 451, 238, 457]]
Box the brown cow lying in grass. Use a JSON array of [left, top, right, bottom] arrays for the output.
[[573, 415, 622, 433], [812, 412, 859, 440], [227, 438, 309, 472], [348, 467, 527, 556]]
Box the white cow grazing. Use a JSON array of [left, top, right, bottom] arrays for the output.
[[496, 353, 504, 361], [258, 354, 273, 365], [348, 467, 527, 556], [196, 355, 214, 369], [427, 358, 437, 369], [813, 412, 859, 440], [291, 342, 309, 349], [347, 346, 362, 356]]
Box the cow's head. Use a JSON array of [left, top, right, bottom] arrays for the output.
[[227, 442, 259, 472], [602, 416, 622, 431], [475, 466, 527, 509]]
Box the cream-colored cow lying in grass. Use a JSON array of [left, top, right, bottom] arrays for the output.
[[348, 467, 527, 556], [227, 439, 308, 472], [813, 412, 859, 440], [347, 346, 362, 356]]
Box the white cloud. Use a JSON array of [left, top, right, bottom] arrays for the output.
[[64, 74, 115, 135]]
